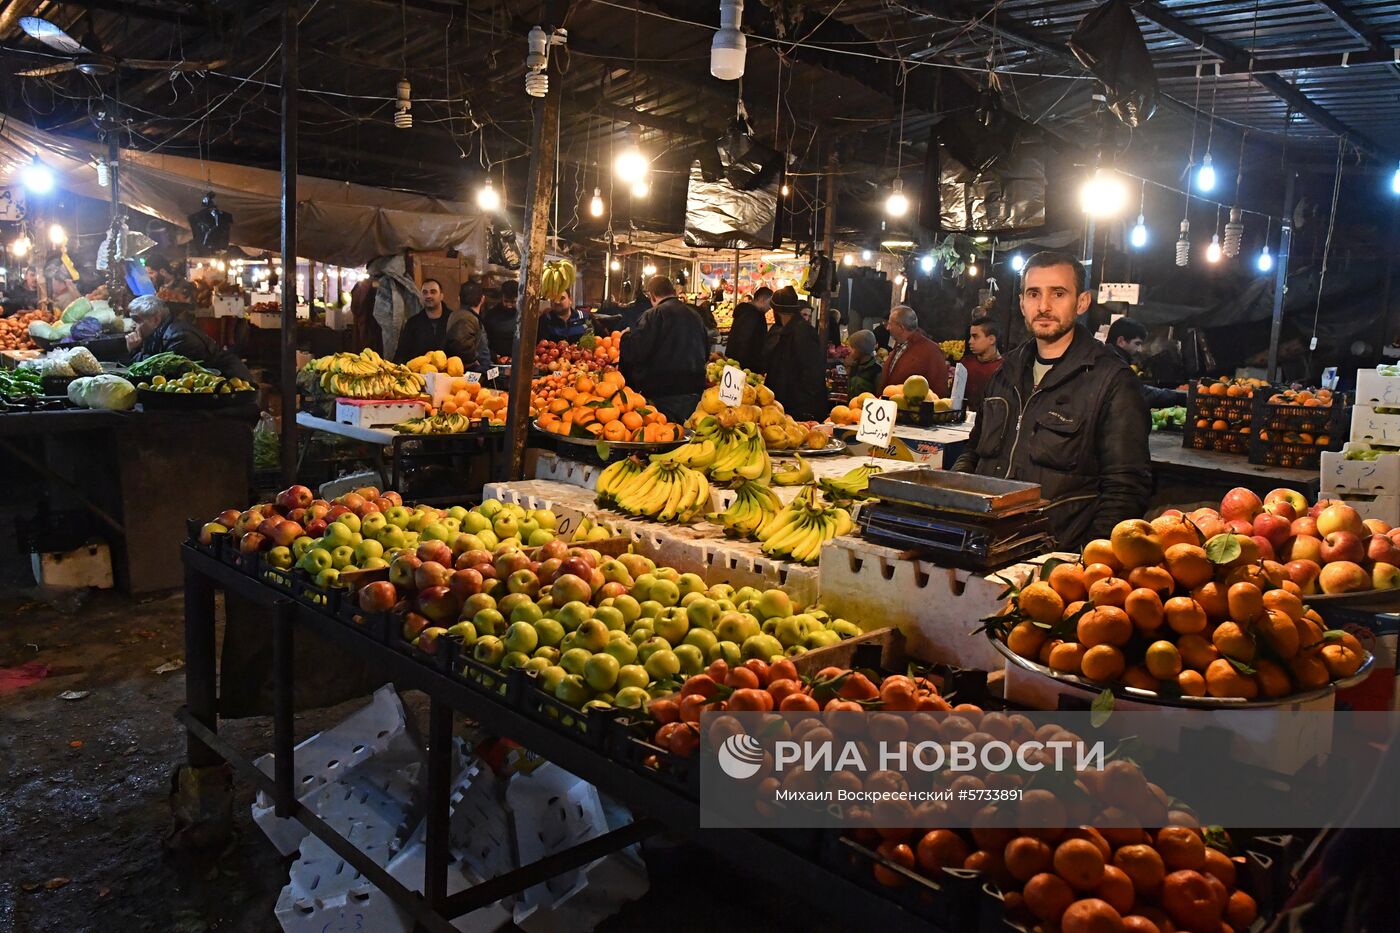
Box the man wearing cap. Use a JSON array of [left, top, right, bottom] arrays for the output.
[[761, 286, 828, 420], [619, 275, 708, 422]]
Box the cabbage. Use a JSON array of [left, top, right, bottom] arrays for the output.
[[28, 321, 73, 342], [68, 374, 136, 410], [60, 297, 92, 324]]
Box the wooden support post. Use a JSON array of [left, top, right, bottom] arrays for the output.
[[279, 4, 300, 487], [1266, 174, 1295, 381], [820, 152, 838, 323], [504, 52, 562, 480]]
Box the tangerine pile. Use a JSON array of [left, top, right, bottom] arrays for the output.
[[429, 379, 508, 424], [534, 370, 682, 443]]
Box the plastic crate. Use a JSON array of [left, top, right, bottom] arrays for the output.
[[515, 669, 619, 749], [1181, 425, 1250, 455], [453, 651, 517, 701], [1187, 381, 1256, 427], [392, 630, 461, 675], [1249, 433, 1341, 471], [1253, 391, 1349, 435], [607, 716, 701, 798], [822, 834, 982, 929]]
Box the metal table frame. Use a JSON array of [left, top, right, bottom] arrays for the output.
[[178, 544, 933, 932]]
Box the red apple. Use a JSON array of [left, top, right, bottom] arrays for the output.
[[1282, 534, 1324, 564], [270, 521, 304, 547], [1364, 518, 1393, 536], [596, 581, 627, 602], [414, 560, 452, 591], [1389, 528, 1400, 545], [1220, 487, 1264, 522], [538, 539, 570, 562], [567, 547, 599, 568], [352, 486, 381, 501], [558, 556, 593, 581], [1284, 559, 1322, 594], [416, 585, 461, 624], [233, 509, 266, 538], [358, 580, 399, 612], [382, 491, 403, 507], [417, 540, 454, 567], [326, 504, 352, 522], [215, 508, 241, 529], [460, 549, 493, 569], [238, 531, 268, 554], [1317, 503, 1365, 537], [389, 553, 423, 589], [402, 611, 431, 640], [1367, 535, 1400, 566], [352, 499, 381, 518], [338, 493, 366, 513], [307, 503, 331, 521], [257, 515, 287, 539], [276, 484, 314, 512], [537, 557, 563, 584], [1321, 531, 1366, 564], [373, 497, 396, 513], [1309, 498, 1344, 519], [286, 507, 308, 525], [1226, 518, 1255, 535], [1160, 508, 1184, 518], [305, 518, 328, 538], [495, 551, 531, 577], [1319, 560, 1370, 595], [449, 568, 484, 601], [474, 562, 498, 581], [1263, 488, 1308, 519], [589, 568, 606, 592], [1253, 513, 1293, 551], [1250, 535, 1276, 562], [1291, 516, 1320, 539]]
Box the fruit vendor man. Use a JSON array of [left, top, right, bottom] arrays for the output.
[[1106, 316, 1188, 408], [878, 305, 949, 398], [762, 285, 829, 420], [125, 294, 251, 381], [537, 292, 590, 343], [619, 275, 708, 423], [952, 252, 1150, 549]]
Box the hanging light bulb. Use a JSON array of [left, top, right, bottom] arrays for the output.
[[94, 160, 110, 187], [780, 183, 790, 196], [842, 253, 855, 267], [11, 235, 31, 257], [476, 178, 500, 211], [966, 261, 979, 278], [861, 249, 872, 261], [394, 78, 413, 129], [642, 261, 657, 276], [48, 223, 67, 246], [1130, 214, 1148, 249], [893, 273, 904, 284], [1223, 207, 1244, 258], [609, 258, 621, 271], [1206, 233, 1222, 263], [1257, 244, 1274, 273], [630, 179, 650, 198], [1196, 152, 1216, 192], [885, 178, 909, 217], [919, 254, 935, 274], [614, 138, 649, 185], [1079, 170, 1128, 217], [22, 156, 53, 193], [1175, 220, 1190, 268], [589, 188, 604, 217], [1010, 254, 1025, 272]]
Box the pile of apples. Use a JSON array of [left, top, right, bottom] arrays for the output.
[[533, 333, 620, 373]]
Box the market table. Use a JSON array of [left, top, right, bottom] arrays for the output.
[[831, 417, 975, 466], [176, 544, 943, 933], [1149, 432, 1320, 505], [1, 405, 254, 592]]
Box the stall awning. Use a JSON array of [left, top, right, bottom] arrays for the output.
[[0, 120, 485, 267]]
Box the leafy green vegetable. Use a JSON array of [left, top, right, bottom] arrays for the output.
[[126, 352, 214, 380]]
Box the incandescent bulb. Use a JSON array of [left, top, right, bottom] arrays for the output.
[[861, 249, 872, 261], [609, 258, 621, 271], [643, 262, 657, 276], [966, 263, 979, 278], [615, 146, 649, 185], [843, 253, 854, 266], [1196, 153, 1216, 193], [1257, 245, 1274, 273], [476, 179, 500, 211], [631, 179, 650, 198], [11, 236, 30, 257], [919, 254, 935, 274], [1206, 234, 1222, 263], [1130, 215, 1148, 249], [48, 223, 66, 246], [885, 178, 909, 217], [1010, 254, 1025, 272], [893, 273, 904, 285], [589, 188, 604, 217], [1079, 170, 1128, 217], [22, 157, 53, 193], [780, 183, 790, 196]]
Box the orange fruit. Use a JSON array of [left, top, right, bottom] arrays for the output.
[[1007, 620, 1049, 659], [1039, 637, 1065, 666], [1202, 846, 1238, 888], [1225, 582, 1263, 623], [1144, 640, 1183, 679], [1089, 577, 1132, 608], [1191, 582, 1230, 621], [621, 410, 644, 432], [1122, 664, 1157, 692], [1005, 836, 1054, 881], [915, 829, 969, 874], [1082, 539, 1122, 571], [1121, 917, 1161, 933], [1163, 543, 1213, 589], [1124, 589, 1165, 632], [1257, 609, 1301, 660], [1261, 588, 1305, 622], [1079, 606, 1133, 647], [1164, 597, 1207, 634], [1049, 564, 1090, 603], [1126, 565, 1175, 597], [1226, 890, 1258, 927], [1112, 844, 1165, 895], [603, 420, 628, 442], [1024, 872, 1075, 922], [1095, 865, 1137, 914], [1054, 838, 1107, 890], [1061, 897, 1125, 933], [1084, 563, 1117, 588], [1177, 670, 1207, 697], [1155, 827, 1206, 871], [964, 849, 1015, 888], [1211, 419, 1229, 431], [873, 840, 915, 887], [595, 406, 620, 424], [1063, 827, 1112, 861], [1161, 870, 1223, 931], [1204, 658, 1259, 699], [1048, 642, 1088, 674], [1211, 621, 1256, 663], [1080, 645, 1126, 682], [1020, 581, 1066, 625]]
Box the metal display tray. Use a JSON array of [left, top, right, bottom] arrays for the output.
[[866, 467, 1042, 514]]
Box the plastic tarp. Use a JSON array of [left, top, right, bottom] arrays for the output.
[[0, 120, 485, 266], [1069, 0, 1158, 128], [929, 113, 1047, 233], [684, 133, 783, 250]]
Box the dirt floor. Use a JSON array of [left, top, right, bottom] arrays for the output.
[[0, 584, 837, 933]]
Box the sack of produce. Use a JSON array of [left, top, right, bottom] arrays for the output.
[[67, 374, 137, 410]]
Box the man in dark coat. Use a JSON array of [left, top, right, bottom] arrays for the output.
[[619, 276, 708, 423], [725, 286, 771, 373], [125, 294, 252, 380], [761, 286, 828, 420], [952, 252, 1150, 549], [481, 279, 518, 364]]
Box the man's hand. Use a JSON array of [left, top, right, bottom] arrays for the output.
[[124, 330, 142, 352]]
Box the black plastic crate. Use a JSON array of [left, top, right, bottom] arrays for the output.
[[896, 402, 969, 428], [1187, 381, 1256, 426], [608, 715, 701, 797], [1248, 434, 1341, 470], [393, 630, 460, 674], [453, 651, 517, 701], [335, 598, 394, 644], [1254, 389, 1349, 434], [516, 669, 620, 749], [291, 573, 345, 613], [1182, 424, 1250, 456], [821, 834, 982, 929]]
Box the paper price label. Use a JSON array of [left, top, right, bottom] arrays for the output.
[[719, 365, 746, 407], [487, 367, 500, 381], [855, 398, 896, 447], [465, 371, 482, 384]]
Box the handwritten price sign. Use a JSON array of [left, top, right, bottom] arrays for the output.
[[718, 365, 746, 407], [855, 398, 896, 447]]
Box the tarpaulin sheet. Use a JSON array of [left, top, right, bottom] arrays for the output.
[[0, 120, 486, 266], [684, 135, 781, 250]]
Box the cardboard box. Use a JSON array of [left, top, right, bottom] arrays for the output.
[[31, 540, 113, 589], [1349, 405, 1400, 446], [335, 398, 425, 429], [1320, 446, 1400, 497]]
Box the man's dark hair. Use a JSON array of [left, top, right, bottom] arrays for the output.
[[1107, 317, 1148, 345], [502, 279, 519, 300], [645, 275, 675, 298], [421, 277, 443, 291], [460, 280, 484, 309], [145, 255, 173, 275], [970, 316, 999, 345], [1022, 251, 1086, 293], [753, 286, 773, 301]]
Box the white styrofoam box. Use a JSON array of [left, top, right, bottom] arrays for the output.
[[1354, 368, 1400, 408], [319, 470, 384, 501], [1320, 446, 1400, 497], [275, 833, 404, 933], [531, 452, 607, 493], [325, 305, 352, 332], [248, 311, 281, 329], [1350, 405, 1400, 446], [697, 537, 821, 607], [384, 820, 513, 933], [212, 294, 246, 317], [297, 302, 311, 320], [253, 686, 419, 855], [335, 398, 426, 429], [817, 536, 1059, 670], [1336, 494, 1400, 526], [1000, 659, 1337, 775], [30, 540, 113, 589], [423, 371, 472, 407]]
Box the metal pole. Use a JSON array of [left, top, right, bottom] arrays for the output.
[[504, 57, 561, 479], [821, 153, 838, 325], [1267, 173, 1296, 380], [272, 601, 296, 818], [107, 134, 120, 295], [279, 4, 300, 487]]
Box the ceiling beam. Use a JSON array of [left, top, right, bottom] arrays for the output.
[[0, 0, 41, 40], [1133, 0, 1391, 160], [1308, 0, 1400, 80], [1153, 47, 1399, 79]]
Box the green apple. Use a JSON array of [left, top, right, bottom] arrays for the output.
[[653, 566, 680, 584], [637, 636, 671, 663], [463, 593, 497, 616], [687, 598, 722, 631], [676, 572, 707, 597], [680, 591, 705, 609], [653, 609, 689, 644], [361, 557, 389, 571], [616, 665, 649, 690], [534, 617, 565, 648], [493, 513, 520, 540], [708, 583, 736, 601], [774, 615, 810, 649], [501, 650, 531, 670], [292, 536, 317, 560], [473, 635, 506, 666], [333, 512, 362, 534], [503, 620, 539, 654], [355, 538, 384, 563], [673, 644, 705, 675], [828, 619, 862, 638], [539, 665, 568, 692], [314, 567, 341, 589], [638, 600, 664, 621], [323, 522, 355, 548], [517, 516, 540, 539], [593, 606, 625, 632], [384, 506, 413, 528], [554, 674, 591, 707], [446, 505, 468, 523], [708, 640, 743, 667], [360, 513, 388, 539], [462, 511, 492, 534], [378, 525, 408, 550], [785, 644, 808, 658], [742, 633, 783, 662], [598, 559, 632, 587], [560, 647, 592, 676], [473, 608, 506, 637], [575, 619, 611, 652], [716, 611, 760, 644], [299, 547, 334, 574], [330, 545, 356, 570], [532, 646, 560, 663], [649, 579, 680, 608], [441, 517, 461, 534], [421, 522, 452, 543], [530, 509, 558, 531], [756, 589, 793, 620], [527, 529, 555, 547], [477, 499, 505, 519], [509, 601, 544, 626], [556, 600, 593, 632], [683, 628, 719, 655], [446, 621, 477, 647], [584, 653, 620, 691], [524, 656, 552, 674], [632, 573, 657, 601], [266, 546, 294, 569], [643, 649, 680, 681], [805, 629, 841, 648], [734, 586, 761, 606], [628, 626, 654, 646], [476, 528, 498, 550], [613, 595, 642, 624], [614, 685, 649, 709], [604, 637, 638, 667]]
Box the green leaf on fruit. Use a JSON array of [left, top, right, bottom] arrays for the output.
[[1204, 535, 1242, 564], [1323, 629, 1346, 642], [1037, 557, 1067, 582], [1226, 657, 1257, 675], [1090, 688, 1115, 727], [1202, 826, 1234, 854], [595, 440, 611, 460]]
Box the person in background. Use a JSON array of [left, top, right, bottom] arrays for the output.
[[349, 272, 383, 352], [619, 284, 652, 333], [394, 278, 456, 364], [145, 256, 195, 304], [951, 251, 1150, 549], [762, 286, 829, 420], [961, 316, 1004, 410], [872, 308, 894, 351], [455, 280, 493, 371], [1107, 317, 1188, 407], [824, 304, 843, 347], [693, 294, 719, 347], [879, 305, 949, 397], [538, 292, 590, 343], [844, 329, 883, 399], [482, 279, 518, 363], [1, 267, 41, 315], [725, 286, 771, 373], [125, 294, 251, 380], [619, 276, 708, 422]]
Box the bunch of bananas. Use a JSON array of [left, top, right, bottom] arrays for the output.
[[756, 486, 854, 565], [304, 349, 426, 400], [772, 454, 813, 487], [710, 480, 782, 538], [394, 412, 472, 434], [540, 259, 577, 300], [594, 456, 645, 508], [606, 459, 711, 523], [818, 463, 882, 501], [667, 417, 770, 483]]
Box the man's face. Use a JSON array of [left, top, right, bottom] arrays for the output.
[[1116, 336, 1146, 357], [132, 306, 164, 339], [888, 317, 912, 343], [1021, 263, 1089, 343], [968, 325, 995, 357], [23, 269, 38, 288], [420, 281, 442, 312]]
